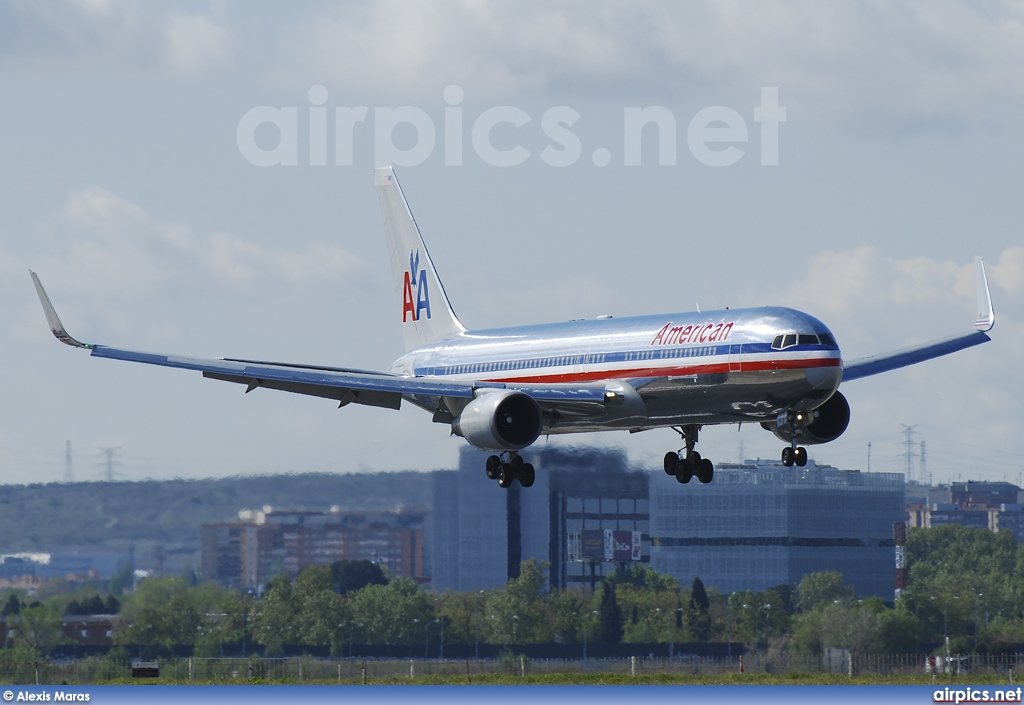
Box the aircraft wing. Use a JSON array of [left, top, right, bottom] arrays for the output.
[[30, 271, 606, 410], [841, 256, 995, 382]]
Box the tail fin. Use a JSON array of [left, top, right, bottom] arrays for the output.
[[375, 166, 466, 350]]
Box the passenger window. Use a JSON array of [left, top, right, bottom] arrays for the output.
[[782, 334, 796, 349]]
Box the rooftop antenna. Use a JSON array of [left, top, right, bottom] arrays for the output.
[[63, 440, 74, 483], [867, 441, 872, 473]]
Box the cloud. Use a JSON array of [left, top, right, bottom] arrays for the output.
[[35, 186, 365, 300], [275, 1, 1024, 129], [161, 12, 236, 78], [763, 246, 1024, 358], [0, 1, 236, 77]]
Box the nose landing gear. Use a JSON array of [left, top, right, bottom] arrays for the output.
[[485, 452, 536, 488]]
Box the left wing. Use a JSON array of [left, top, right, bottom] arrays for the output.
[[29, 271, 606, 411], [841, 256, 995, 382]]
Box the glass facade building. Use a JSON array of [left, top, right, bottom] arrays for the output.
[[649, 460, 905, 598]]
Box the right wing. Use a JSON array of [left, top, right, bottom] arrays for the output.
[[841, 256, 995, 383], [30, 271, 607, 412]]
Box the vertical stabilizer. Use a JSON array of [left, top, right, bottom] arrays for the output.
[[375, 167, 466, 351]]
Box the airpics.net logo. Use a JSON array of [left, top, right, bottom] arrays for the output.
[[237, 85, 786, 169]]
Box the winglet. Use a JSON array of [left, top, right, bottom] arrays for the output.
[[29, 270, 92, 349], [975, 256, 995, 332]]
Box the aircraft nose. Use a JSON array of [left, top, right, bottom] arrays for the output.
[[805, 366, 842, 393]]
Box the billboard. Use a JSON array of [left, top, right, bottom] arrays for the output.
[[579, 529, 641, 561]]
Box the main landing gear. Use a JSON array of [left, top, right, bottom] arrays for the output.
[[485, 452, 536, 488], [663, 425, 714, 485], [781, 444, 808, 467]]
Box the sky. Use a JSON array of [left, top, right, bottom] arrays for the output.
[[0, 0, 1022, 485]]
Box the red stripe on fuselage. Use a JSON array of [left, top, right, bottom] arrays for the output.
[[480, 356, 841, 385]]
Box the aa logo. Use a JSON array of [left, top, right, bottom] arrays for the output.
[[402, 250, 431, 322]]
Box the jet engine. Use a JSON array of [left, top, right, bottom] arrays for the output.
[[451, 390, 544, 451], [761, 391, 850, 445]]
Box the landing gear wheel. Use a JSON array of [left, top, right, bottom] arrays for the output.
[[794, 447, 808, 467], [675, 459, 693, 484], [508, 455, 524, 472], [497, 464, 515, 488], [485, 455, 501, 480], [781, 447, 795, 467], [687, 450, 702, 465], [697, 458, 714, 484], [664, 452, 680, 476], [519, 463, 536, 488]]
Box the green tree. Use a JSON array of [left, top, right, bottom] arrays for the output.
[[686, 577, 712, 641], [294, 565, 349, 648], [792, 601, 885, 655], [483, 559, 554, 644], [2, 594, 21, 616], [252, 574, 298, 655], [598, 582, 624, 643], [114, 577, 203, 657], [796, 571, 855, 612], [13, 603, 63, 653], [331, 559, 389, 594], [350, 578, 432, 647]]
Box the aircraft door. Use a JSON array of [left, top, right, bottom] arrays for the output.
[[729, 344, 742, 373]]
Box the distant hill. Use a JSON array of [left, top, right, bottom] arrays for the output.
[[0, 472, 431, 574]]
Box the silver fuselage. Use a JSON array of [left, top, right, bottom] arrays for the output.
[[390, 306, 843, 434]]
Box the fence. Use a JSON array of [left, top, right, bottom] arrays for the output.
[[2, 653, 1023, 685]]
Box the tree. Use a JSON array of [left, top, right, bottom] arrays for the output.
[[114, 577, 204, 657], [350, 578, 433, 647], [598, 582, 624, 643], [251, 574, 298, 655], [797, 571, 854, 612], [2, 594, 21, 616], [331, 560, 388, 594], [13, 603, 63, 653], [294, 566, 349, 648], [483, 559, 554, 644], [686, 577, 712, 642]]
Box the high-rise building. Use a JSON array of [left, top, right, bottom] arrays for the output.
[[201, 506, 426, 590], [429, 446, 649, 592], [649, 460, 905, 598]]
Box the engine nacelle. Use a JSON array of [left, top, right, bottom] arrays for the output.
[[761, 391, 851, 445], [451, 390, 544, 451]]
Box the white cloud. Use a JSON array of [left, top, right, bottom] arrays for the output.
[[0, 1, 236, 77], [161, 13, 236, 78], [275, 1, 1024, 128], [37, 186, 365, 300]]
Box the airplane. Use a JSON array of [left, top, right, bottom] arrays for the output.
[[30, 167, 995, 489]]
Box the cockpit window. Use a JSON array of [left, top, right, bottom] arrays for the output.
[[819, 333, 835, 347], [782, 333, 797, 349], [798, 334, 819, 346], [772, 335, 784, 350]]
